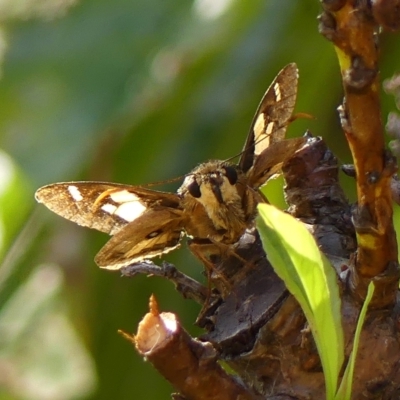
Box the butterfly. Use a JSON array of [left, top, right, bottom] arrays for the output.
[[35, 63, 305, 270]]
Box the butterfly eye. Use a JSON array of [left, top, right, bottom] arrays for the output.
[[223, 166, 238, 185], [187, 180, 201, 198]]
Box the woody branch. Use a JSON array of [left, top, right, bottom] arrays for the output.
[[319, 0, 399, 307], [120, 295, 260, 400]]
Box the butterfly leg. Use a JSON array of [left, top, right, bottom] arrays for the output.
[[188, 240, 234, 297], [187, 240, 234, 324]]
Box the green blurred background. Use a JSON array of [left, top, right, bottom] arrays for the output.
[[0, 0, 399, 399]]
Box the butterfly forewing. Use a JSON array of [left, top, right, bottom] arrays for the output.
[[35, 182, 181, 236], [239, 63, 299, 173]]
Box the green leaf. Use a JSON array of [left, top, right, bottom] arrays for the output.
[[0, 150, 31, 260], [257, 203, 344, 399], [335, 282, 375, 400]]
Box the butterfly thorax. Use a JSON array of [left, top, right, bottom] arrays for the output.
[[178, 160, 258, 244]]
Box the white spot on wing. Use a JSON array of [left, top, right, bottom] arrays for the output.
[[110, 190, 140, 203], [115, 201, 146, 222], [265, 122, 275, 135], [254, 117, 273, 156], [68, 185, 83, 201], [100, 190, 147, 222], [101, 203, 117, 214], [274, 82, 281, 102], [253, 114, 265, 140], [147, 231, 160, 238]]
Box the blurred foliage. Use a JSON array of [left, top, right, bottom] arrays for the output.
[[0, 0, 399, 399]]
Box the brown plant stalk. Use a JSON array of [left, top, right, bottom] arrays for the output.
[[120, 295, 261, 400], [319, 0, 399, 306]]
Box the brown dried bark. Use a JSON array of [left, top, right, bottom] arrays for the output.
[[319, 0, 399, 306]]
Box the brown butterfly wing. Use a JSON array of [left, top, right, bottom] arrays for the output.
[[239, 63, 299, 173], [94, 207, 184, 270], [35, 182, 181, 235], [248, 136, 307, 188]]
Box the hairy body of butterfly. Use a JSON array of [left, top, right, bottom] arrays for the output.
[[36, 63, 305, 270]]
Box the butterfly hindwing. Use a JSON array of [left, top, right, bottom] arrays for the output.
[[35, 182, 181, 236], [239, 63, 299, 173], [94, 207, 184, 269], [248, 136, 307, 188]]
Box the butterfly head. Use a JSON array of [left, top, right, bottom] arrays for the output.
[[178, 160, 250, 243], [179, 161, 242, 206]]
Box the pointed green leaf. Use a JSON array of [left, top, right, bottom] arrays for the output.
[[257, 203, 344, 399], [335, 281, 375, 400]]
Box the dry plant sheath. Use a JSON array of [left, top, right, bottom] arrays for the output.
[[319, 0, 399, 306]]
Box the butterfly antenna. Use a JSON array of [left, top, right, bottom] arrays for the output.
[[223, 122, 285, 163], [141, 174, 186, 188]]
